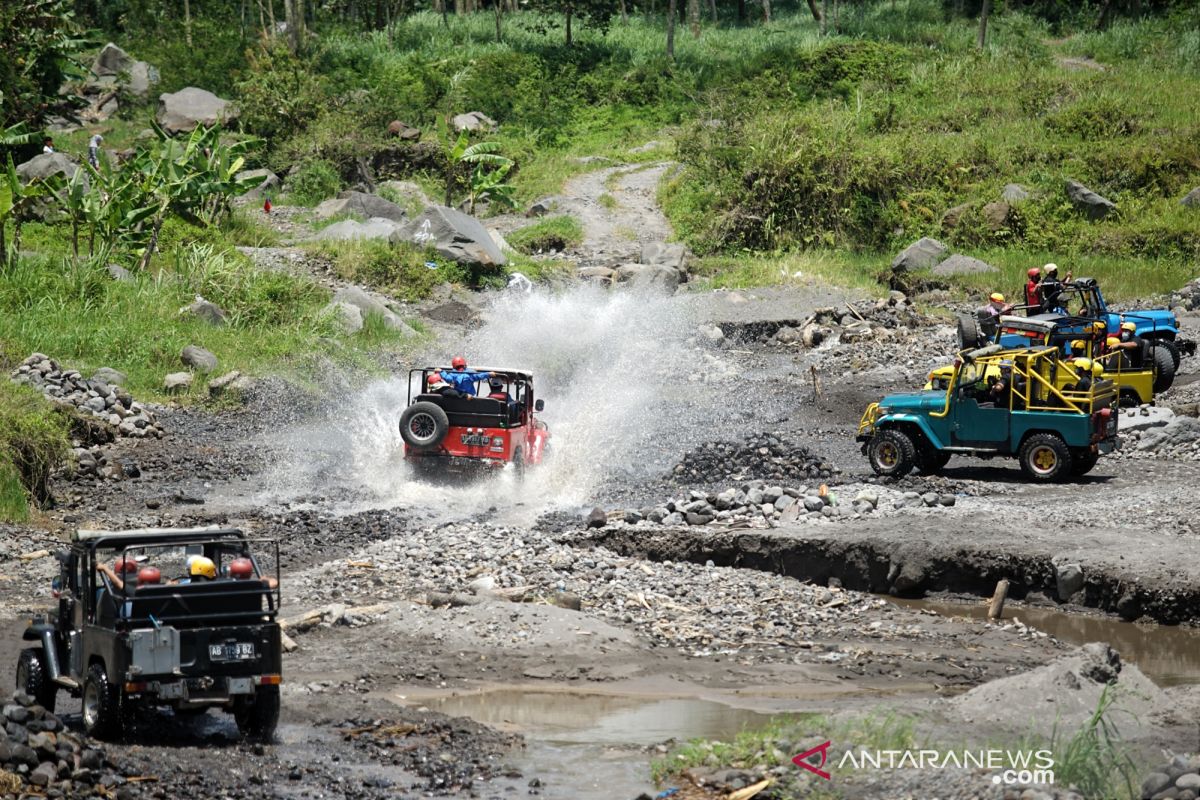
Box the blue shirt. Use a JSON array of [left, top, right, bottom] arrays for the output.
[[438, 369, 492, 396]]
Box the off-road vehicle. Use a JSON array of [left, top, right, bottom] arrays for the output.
[[399, 367, 550, 477], [16, 527, 282, 741], [860, 345, 1119, 481]]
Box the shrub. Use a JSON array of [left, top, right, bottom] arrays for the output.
[[0, 380, 73, 515], [507, 215, 584, 254], [286, 159, 342, 205], [234, 42, 330, 142]]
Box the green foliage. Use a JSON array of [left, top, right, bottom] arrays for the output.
[[234, 41, 330, 143], [0, 380, 72, 515], [507, 215, 583, 254], [0, 0, 87, 130], [310, 239, 463, 300], [286, 159, 342, 206]]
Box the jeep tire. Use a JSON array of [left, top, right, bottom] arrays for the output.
[[914, 441, 951, 475], [957, 315, 985, 349], [1069, 448, 1100, 477], [399, 402, 450, 450], [1151, 344, 1176, 393], [82, 663, 123, 739], [1158, 338, 1182, 371], [235, 685, 280, 743], [867, 429, 916, 478], [16, 648, 55, 712], [1019, 433, 1072, 482]]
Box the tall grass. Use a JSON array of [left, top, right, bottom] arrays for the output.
[[0, 381, 73, 521]]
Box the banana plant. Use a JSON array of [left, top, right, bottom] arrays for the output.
[[440, 127, 514, 209], [465, 160, 516, 215], [0, 155, 51, 269]]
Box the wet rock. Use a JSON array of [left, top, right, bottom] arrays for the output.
[[1065, 179, 1116, 220], [157, 87, 236, 134], [180, 344, 218, 372], [890, 237, 947, 273], [1055, 563, 1084, 601], [585, 508, 607, 529]]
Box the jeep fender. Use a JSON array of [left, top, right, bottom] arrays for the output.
[[22, 625, 62, 680], [878, 414, 946, 450], [526, 429, 549, 465]]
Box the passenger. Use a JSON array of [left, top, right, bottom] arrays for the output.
[[176, 555, 217, 585], [426, 372, 451, 395], [1024, 267, 1041, 309], [1038, 264, 1072, 313], [137, 566, 162, 587], [1110, 322, 1146, 368], [1088, 320, 1107, 351], [1068, 358, 1094, 393], [436, 356, 494, 398], [984, 360, 1022, 408], [228, 557, 279, 589], [486, 377, 511, 402], [96, 557, 138, 591], [977, 292, 1014, 319], [1069, 338, 1089, 358]]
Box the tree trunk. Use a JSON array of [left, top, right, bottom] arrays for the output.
[[494, 0, 502, 40], [267, 0, 276, 34], [619, 0, 628, 23], [820, 0, 827, 32], [565, 6, 572, 45], [666, 0, 676, 57], [184, 0, 193, 45], [707, 0, 716, 23], [804, 0, 820, 21], [977, 0, 990, 48], [761, 0, 769, 23], [688, 0, 699, 37], [1095, 0, 1115, 30]]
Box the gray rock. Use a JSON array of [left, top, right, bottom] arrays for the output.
[[313, 217, 402, 242], [938, 494, 956, 507], [662, 512, 684, 526], [106, 263, 133, 282], [91, 42, 133, 77], [183, 295, 227, 325], [526, 197, 560, 217], [930, 253, 998, 276], [1182, 187, 1200, 208], [377, 180, 429, 208], [853, 490, 879, 509], [1144, 773, 1174, 798], [315, 190, 407, 223], [1177, 774, 1200, 790], [92, 367, 127, 386], [763, 486, 784, 503], [28, 761, 56, 786], [329, 286, 413, 334], [236, 168, 280, 200], [803, 496, 824, 512], [207, 370, 242, 396], [1001, 183, 1031, 203], [585, 507, 607, 529], [890, 237, 947, 273], [1065, 179, 1116, 220], [394, 205, 506, 268], [981, 201, 1011, 230], [577, 266, 617, 284], [614, 263, 682, 291], [773, 495, 795, 511], [775, 326, 801, 344], [124, 60, 160, 98], [180, 345, 217, 372], [164, 372, 193, 392], [323, 301, 364, 334], [639, 242, 689, 272], [16, 152, 86, 189], [685, 511, 714, 525], [940, 202, 973, 231], [451, 111, 498, 133], [921, 491, 939, 506], [157, 87, 236, 134], [386, 120, 421, 140]]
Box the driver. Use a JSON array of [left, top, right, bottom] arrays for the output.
[[96, 557, 138, 592], [1110, 322, 1146, 368], [436, 356, 494, 398]]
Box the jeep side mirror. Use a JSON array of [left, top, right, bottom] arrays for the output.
[[535, 399, 545, 412]]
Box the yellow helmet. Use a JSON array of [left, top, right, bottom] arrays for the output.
[[1070, 339, 1087, 351], [188, 556, 216, 580], [1073, 358, 1093, 372], [989, 292, 1005, 303], [1091, 362, 1104, 377], [1090, 321, 1105, 332], [1120, 321, 1136, 332], [1106, 336, 1121, 347]]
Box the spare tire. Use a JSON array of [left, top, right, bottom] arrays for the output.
[[1151, 344, 1176, 394], [399, 402, 449, 449], [957, 314, 985, 349], [1157, 338, 1182, 371]]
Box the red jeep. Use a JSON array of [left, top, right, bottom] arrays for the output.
[[399, 367, 550, 477]]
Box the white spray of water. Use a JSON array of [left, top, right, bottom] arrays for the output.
[[233, 284, 704, 520]]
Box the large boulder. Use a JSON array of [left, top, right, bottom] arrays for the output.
[[393, 206, 506, 268], [640, 242, 689, 273], [386, 120, 421, 140], [931, 253, 998, 276], [91, 43, 133, 77], [1001, 183, 1031, 203], [1065, 179, 1116, 220], [328, 287, 414, 334], [15, 152, 85, 188], [124, 61, 161, 98], [451, 111, 497, 133], [377, 180, 429, 210], [1181, 187, 1200, 208], [981, 201, 1012, 231], [90, 44, 159, 98], [890, 237, 947, 273], [315, 190, 407, 223], [614, 263, 682, 291], [157, 87, 236, 134], [235, 168, 280, 200], [313, 217, 403, 242]]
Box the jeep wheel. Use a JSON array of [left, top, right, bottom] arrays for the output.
[[867, 429, 916, 478], [914, 444, 951, 476], [1158, 338, 1182, 371], [957, 314, 985, 349], [1151, 344, 1176, 393], [82, 663, 123, 740], [1069, 448, 1100, 476], [399, 402, 450, 449], [1117, 388, 1142, 408], [235, 685, 280, 743], [16, 649, 55, 712], [1019, 434, 1072, 482]]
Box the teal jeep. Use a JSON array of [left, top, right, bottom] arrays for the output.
[[857, 345, 1119, 481]]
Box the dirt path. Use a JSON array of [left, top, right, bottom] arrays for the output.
[[556, 162, 675, 265]]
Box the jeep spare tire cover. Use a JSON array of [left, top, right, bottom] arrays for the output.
[[400, 401, 450, 449], [957, 314, 984, 349]]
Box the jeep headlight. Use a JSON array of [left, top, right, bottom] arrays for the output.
[[876, 406, 892, 416]]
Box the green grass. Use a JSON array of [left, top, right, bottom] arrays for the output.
[[598, 193, 617, 210], [506, 215, 584, 255], [308, 238, 508, 299], [0, 381, 73, 521]]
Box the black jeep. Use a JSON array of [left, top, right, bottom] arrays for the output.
[[16, 527, 282, 741]]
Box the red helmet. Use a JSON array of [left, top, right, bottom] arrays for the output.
[[1027, 268, 1040, 278], [428, 372, 443, 385], [137, 566, 161, 586], [451, 356, 467, 369], [229, 558, 254, 580], [114, 557, 138, 575]]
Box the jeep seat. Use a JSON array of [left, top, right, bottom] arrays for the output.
[[416, 393, 510, 428], [125, 581, 272, 626]]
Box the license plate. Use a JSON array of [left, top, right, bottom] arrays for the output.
[[460, 434, 489, 446], [209, 642, 255, 661]]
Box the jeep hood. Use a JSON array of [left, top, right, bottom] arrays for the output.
[[878, 391, 947, 412]]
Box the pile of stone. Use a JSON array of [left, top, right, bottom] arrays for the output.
[[624, 482, 867, 527], [0, 691, 116, 795], [1141, 756, 1200, 800], [1170, 277, 1200, 311], [671, 433, 838, 485], [11, 354, 163, 439], [716, 292, 920, 349], [1116, 407, 1200, 462]]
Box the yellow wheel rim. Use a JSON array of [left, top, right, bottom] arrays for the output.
[[877, 442, 898, 468], [1031, 445, 1058, 474]]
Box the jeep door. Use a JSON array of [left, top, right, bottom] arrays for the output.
[[950, 366, 1011, 448]]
